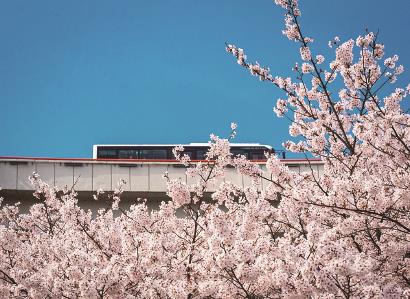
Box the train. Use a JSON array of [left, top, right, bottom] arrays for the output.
[[93, 143, 285, 161]]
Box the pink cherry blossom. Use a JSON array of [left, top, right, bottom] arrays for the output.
[[300, 46, 312, 61]]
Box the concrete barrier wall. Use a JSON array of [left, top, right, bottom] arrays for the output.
[[0, 159, 324, 192]]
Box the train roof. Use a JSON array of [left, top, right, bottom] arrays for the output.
[[93, 143, 273, 149]]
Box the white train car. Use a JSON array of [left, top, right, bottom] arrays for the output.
[[93, 143, 286, 160]]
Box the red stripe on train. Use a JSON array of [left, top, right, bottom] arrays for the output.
[[0, 156, 323, 163]]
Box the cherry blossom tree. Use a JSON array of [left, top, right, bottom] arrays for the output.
[[0, 0, 409, 297]]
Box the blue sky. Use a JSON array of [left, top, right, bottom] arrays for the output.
[[1, 0, 409, 158]]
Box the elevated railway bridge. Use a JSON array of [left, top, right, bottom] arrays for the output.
[[0, 144, 324, 212], [0, 156, 323, 212]]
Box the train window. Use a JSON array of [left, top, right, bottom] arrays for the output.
[[98, 149, 117, 158], [231, 149, 249, 158], [196, 150, 207, 160], [184, 151, 193, 159], [118, 150, 138, 159], [250, 151, 266, 160], [140, 149, 167, 159]]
